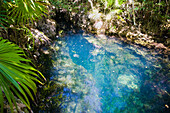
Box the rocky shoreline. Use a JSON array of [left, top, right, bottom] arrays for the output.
[[18, 4, 169, 62], [67, 8, 169, 58], [38, 4, 169, 59], [0, 3, 169, 112], [24, 3, 169, 113], [0, 2, 169, 76]]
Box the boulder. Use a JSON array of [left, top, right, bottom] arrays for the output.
[[35, 18, 56, 39]]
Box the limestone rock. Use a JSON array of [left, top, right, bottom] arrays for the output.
[[30, 28, 51, 46], [36, 18, 56, 39]]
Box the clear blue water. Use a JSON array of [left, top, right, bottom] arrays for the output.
[[52, 32, 169, 113]]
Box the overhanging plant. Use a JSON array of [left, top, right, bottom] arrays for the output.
[[8, 0, 49, 25], [0, 0, 49, 27], [0, 37, 46, 112]]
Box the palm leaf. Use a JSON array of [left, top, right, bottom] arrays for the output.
[[0, 11, 11, 29], [0, 37, 46, 112], [8, 0, 49, 25]]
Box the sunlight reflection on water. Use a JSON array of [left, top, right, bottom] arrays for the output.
[[52, 32, 169, 113]]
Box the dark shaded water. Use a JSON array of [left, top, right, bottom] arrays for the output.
[[51, 32, 169, 113]]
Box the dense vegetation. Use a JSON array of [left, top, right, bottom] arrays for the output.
[[0, 0, 49, 112], [0, 0, 169, 112]]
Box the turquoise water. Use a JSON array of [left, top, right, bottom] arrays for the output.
[[52, 32, 169, 113]]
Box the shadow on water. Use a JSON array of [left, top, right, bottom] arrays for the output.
[[51, 31, 169, 113]]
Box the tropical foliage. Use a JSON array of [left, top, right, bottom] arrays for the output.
[[0, 0, 50, 112], [0, 10, 10, 29], [0, 0, 49, 28], [0, 0, 169, 112], [0, 37, 46, 112], [136, 0, 169, 36]]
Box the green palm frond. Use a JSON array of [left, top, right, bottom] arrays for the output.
[[0, 37, 46, 112], [0, 11, 11, 29], [0, 0, 49, 27], [8, 0, 49, 25], [0, 1, 13, 29]]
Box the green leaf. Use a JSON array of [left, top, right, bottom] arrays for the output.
[[23, 1, 29, 12], [0, 74, 4, 113], [0, 37, 45, 112], [6, 0, 48, 25]]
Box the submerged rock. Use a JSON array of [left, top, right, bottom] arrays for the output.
[[50, 33, 169, 113], [73, 54, 79, 58], [118, 74, 139, 90], [51, 38, 102, 113]]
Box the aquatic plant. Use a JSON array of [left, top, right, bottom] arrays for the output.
[[0, 37, 45, 112]]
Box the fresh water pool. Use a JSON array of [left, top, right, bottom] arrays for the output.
[[51, 32, 169, 113]]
